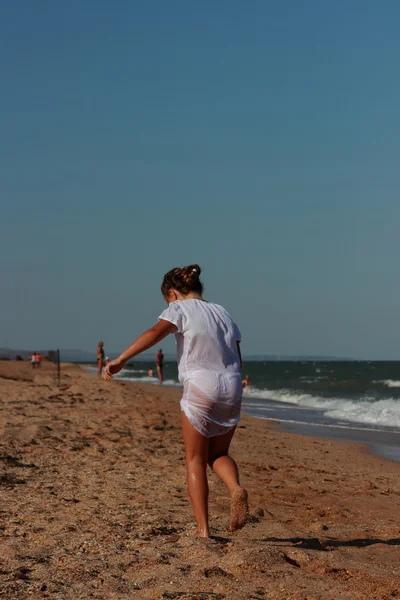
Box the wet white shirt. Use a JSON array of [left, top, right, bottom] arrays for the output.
[[159, 299, 241, 384]]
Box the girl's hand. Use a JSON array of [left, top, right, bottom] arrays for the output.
[[103, 358, 123, 381]]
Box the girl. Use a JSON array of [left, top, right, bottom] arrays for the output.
[[104, 265, 248, 537]]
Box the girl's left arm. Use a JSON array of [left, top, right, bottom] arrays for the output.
[[104, 320, 177, 380]]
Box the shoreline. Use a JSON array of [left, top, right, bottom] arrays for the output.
[[1, 361, 399, 599], [244, 412, 400, 465]]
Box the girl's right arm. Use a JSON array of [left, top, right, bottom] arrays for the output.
[[104, 319, 177, 380]]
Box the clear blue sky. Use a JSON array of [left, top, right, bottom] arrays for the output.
[[1, 1, 400, 359]]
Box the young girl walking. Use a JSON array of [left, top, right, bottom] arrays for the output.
[[104, 265, 248, 537]]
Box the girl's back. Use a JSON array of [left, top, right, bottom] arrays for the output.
[[159, 299, 241, 381]]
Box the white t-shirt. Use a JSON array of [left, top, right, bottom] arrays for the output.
[[158, 299, 241, 384]]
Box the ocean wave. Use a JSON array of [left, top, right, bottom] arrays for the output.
[[376, 379, 400, 388], [324, 399, 400, 428], [116, 373, 180, 387], [84, 366, 180, 387], [119, 367, 149, 376], [242, 401, 310, 412], [243, 387, 400, 429], [250, 416, 400, 435]]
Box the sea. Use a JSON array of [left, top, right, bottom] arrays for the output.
[[85, 360, 400, 463]]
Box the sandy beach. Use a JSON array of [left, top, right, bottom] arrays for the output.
[[0, 361, 399, 600]]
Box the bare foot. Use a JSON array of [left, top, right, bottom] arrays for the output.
[[229, 486, 248, 532], [196, 528, 210, 538]]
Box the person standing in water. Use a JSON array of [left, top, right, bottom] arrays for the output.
[[104, 265, 248, 537], [97, 341, 105, 376], [156, 348, 164, 384], [242, 375, 250, 390]]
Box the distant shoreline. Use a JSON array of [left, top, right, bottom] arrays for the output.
[[0, 349, 374, 363]]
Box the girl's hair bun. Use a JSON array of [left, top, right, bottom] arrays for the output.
[[181, 264, 201, 282], [161, 264, 203, 297]]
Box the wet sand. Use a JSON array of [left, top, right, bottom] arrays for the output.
[[0, 361, 399, 600]]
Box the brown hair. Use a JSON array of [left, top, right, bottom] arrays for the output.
[[161, 264, 203, 297]]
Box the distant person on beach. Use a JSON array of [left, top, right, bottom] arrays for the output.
[[242, 375, 250, 390], [148, 368, 154, 377], [156, 348, 164, 384], [31, 352, 37, 368], [36, 352, 41, 368], [97, 341, 105, 376], [105, 356, 110, 366], [104, 264, 248, 537]]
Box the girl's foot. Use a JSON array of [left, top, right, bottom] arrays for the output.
[[229, 486, 248, 532], [196, 527, 210, 538]]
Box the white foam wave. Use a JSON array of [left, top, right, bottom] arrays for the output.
[[376, 379, 400, 388], [324, 399, 400, 428], [243, 387, 400, 429], [117, 374, 180, 388], [84, 365, 180, 387], [243, 401, 308, 412], [251, 416, 400, 435], [119, 373, 156, 383], [84, 365, 148, 376]]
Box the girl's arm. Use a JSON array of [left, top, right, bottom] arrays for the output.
[[104, 320, 177, 380]]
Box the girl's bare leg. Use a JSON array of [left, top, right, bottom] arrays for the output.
[[208, 428, 248, 532], [208, 428, 239, 494], [97, 360, 102, 376], [181, 412, 210, 537]]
